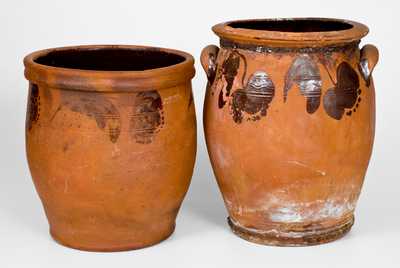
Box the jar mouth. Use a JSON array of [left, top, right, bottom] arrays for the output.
[[33, 47, 186, 71], [228, 18, 354, 33], [24, 45, 195, 92], [213, 18, 369, 47]]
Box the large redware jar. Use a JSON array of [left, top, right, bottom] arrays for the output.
[[24, 45, 196, 251], [201, 18, 379, 246]]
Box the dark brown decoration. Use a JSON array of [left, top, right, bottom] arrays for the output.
[[26, 83, 40, 130], [220, 38, 360, 54], [284, 54, 322, 114], [222, 52, 240, 96], [60, 91, 121, 143], [231, 71, 275, 123], [218, 50, 247, 109], [130, 90, 164, 144], [323, 62, 360, 120]]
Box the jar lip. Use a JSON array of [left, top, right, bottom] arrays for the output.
[[212, 18, 369, 47], [24, 45, 195, 92]]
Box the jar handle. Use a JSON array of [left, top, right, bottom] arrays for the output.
[[200, 45, 220, 84], [359, 44, 379, 86]]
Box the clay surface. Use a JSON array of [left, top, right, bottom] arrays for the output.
[[202, 18, 378, 246], [24, 45, 196, 251]]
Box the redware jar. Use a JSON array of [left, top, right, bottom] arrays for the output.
[[24, 45, 196, 251], [201, 18, 379, 246]]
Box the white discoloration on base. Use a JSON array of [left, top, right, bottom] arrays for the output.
[[287, 160, 326, 176], [269, 205, 304, 222], [268, 198, 355, 223], [225, 198, 244, 216], [232, 194, 356, 223], [319, 200, 355, 219]]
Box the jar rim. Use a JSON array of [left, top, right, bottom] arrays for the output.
[[24, 45, 195, 92], [212, 18, 369, 47]]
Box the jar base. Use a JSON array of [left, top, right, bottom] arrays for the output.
[[49, 225, 175, 252], [227, 215, 354, 246]]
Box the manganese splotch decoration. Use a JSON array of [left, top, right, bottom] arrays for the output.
[[231, 71, 275, 123], [323, 62, 361, 120], [284, 54, 322, 114]]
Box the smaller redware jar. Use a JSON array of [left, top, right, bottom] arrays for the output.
[[24, 45, 196, 251]]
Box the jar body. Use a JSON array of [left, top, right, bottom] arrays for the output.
[[26, 80, 196, 251], [203, 40, 376, 245]]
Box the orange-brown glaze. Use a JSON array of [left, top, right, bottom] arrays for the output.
[[202, 18, 378, 246], [24, 45, 196, 251]]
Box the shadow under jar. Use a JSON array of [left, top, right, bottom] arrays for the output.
[[201, 18, 379, 246], [24, 45, 196, 251]]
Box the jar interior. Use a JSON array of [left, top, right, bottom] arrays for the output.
[[228, 19, 353, 32], [34, 48, 186, 71]]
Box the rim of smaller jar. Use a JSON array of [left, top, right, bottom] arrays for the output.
[[24, 45, 195, 92], [212, 18, 369, 47]]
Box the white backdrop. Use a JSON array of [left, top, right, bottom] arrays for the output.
[[1, 0, 398, 267]]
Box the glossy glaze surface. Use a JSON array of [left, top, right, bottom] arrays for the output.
[[202, 18, 378, 246], [25, 45, 196, 251]]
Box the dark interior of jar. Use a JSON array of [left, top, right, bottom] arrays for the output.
[[228, 19, 353, 32], [34, 48, 186, 71]]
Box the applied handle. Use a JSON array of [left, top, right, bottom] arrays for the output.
[[359, 44, 379, 86], [200, 44, 220, 84]]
